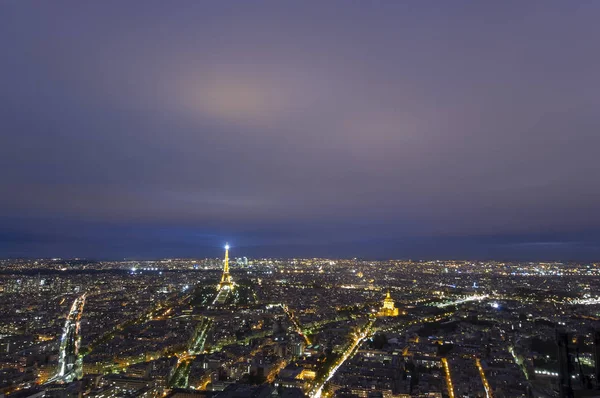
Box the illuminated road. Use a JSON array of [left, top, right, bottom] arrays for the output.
[[509, 345, 529, 380], [189, 318, 212, 355], [441, 358, 455, 398], [310, 319, 373, 398], [266, 360, 288, 383], [53, 294, 86, 383], [570, 296, 600, 305], [171, 317, 213, 388], [436, 294, 488, 308], [476, 358, 493, 398], [281, 304, 311, 344], [375, 311, 453, 334]]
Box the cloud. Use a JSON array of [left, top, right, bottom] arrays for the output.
[[1, 1, 600, 258]]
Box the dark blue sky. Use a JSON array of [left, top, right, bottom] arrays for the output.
[[1, 1, 599, 260]]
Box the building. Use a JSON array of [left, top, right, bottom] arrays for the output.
[[377, 292, 399, 317], [594, 330, 600, 389], [557, 330, 573, 398]]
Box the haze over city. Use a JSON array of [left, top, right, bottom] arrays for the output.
[[2, 1, 600, 260]]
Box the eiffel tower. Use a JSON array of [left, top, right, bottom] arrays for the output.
[[218, 244, 233, 291]]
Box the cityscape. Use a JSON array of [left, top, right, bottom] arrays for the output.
[[2, 247, 600, 398], [2, 2, 600, 398]]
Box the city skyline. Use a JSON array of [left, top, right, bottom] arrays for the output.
[[3, 4, 600, 398], [2, 254, 599, 398]]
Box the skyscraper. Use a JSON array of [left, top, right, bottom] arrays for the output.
[[557, 330, 574, 398]]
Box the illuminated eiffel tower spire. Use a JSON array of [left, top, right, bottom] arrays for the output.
[[218, 244, 233, 290]]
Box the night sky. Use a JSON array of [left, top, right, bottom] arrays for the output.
[[1, 1, 600, 260]]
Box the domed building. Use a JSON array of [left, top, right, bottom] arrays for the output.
[[377, 291, 399, 317]]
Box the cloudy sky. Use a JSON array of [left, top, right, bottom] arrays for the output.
[[1, 1, 599, 260]]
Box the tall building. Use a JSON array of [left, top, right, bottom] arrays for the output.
[[377, 291, 399, 317], [594, 330, 600, 389], [557, 330, 574, 398], [218, 244, 233, 291]]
